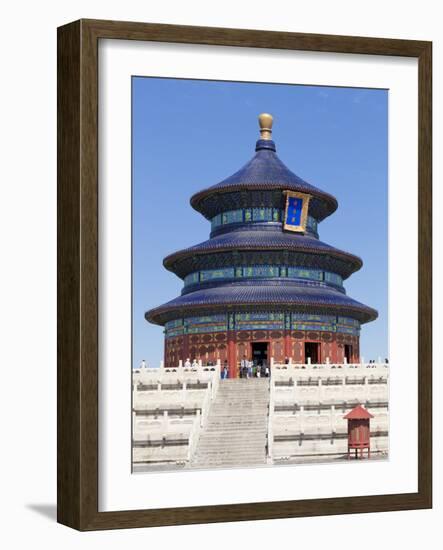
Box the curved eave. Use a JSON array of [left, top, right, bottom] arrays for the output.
[[163, 231, 363, 279], [145, 284, 378, 326], [191, 183, 338, 222], [189, 147, 338, 221]]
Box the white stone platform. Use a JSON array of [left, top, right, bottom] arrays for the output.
[[132, 361, 389, 470]]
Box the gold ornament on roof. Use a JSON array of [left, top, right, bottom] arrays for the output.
[[258, 113, 273, 140]]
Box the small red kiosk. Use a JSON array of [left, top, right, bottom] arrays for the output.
[[344, 404, 374, 459]]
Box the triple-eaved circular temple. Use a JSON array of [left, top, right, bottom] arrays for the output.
[[146, 114, 377, 376]]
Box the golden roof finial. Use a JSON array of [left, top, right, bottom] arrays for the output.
[[258, 113, 273, 140]]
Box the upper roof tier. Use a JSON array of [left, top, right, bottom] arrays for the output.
[[190, 114, 338, 221]]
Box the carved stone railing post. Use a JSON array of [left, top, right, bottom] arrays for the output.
[[267, 380, 274, 458]]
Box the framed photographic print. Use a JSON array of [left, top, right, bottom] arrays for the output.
[[57, 19, 432, 530]]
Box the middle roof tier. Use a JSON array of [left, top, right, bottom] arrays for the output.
[[163, 229, 362, 280]]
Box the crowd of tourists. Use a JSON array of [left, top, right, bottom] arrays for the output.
[[178, 357, 271, 379], [238, 358, 269, 379], [183, 358, 202, 369]]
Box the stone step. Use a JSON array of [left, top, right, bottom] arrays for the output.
[[204, 428, 267, 433], [210, 403, 268, 406], [196, 440, 265, 444], [211, 401, 269, 406], [212, 397, 269, 401], [210, 404, 269, 407], [213, 414, 266, 418], [205, 421, 267, 425], [196, 448, 266, 452], [202, 435, 266, 440], [197, 437, 266, 444], [217, 389, 269, 392], [194, 449, 266, 456], [192, 458, 266, 465], [198, 439, 265, 443], [207, 414, 267, 419], [218, 390, 269, 393], [210, 404, 268, 409], [206, 414, 268, 419], [210, 410, 269, 414], [193, 452, 267, 457], [204, 426, 267, 432], [207, 415, 267, 420], [217, 389, 269, 393], [210, 406, 269, 410], [210, 409, 268, 413], [197, 438, 265, 443], [215, 398, 268, 402], [220, 393, 268, 404], [206, 414, 267, 419], [209, 410, 268, 414], [203, 432, 266, 438], [207, 421, 267, 425], [200, 430, 266, 435], [206, 417, 267, 422], [199, 434, 266, 439], [193, 450, 266, 457], [205, 419, 267, 424], [215, 397, 269, 402], [196, 446, 266, 452], [195, 445, 266, 452], [203, 433, 267, 439], [206, 415, 267, 421], [191, 459, 267, 466]]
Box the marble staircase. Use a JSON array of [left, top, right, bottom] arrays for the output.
[[190, 378, 270, 468]]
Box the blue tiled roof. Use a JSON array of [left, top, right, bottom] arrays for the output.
[[146, 283, 377, 326], [146, 130, 377, 332], [163, 230, 362, 276], [190, 143, 337, 220]]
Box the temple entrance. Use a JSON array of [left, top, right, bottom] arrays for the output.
[[304, 342, 320, 364], [344, 344, 353, 363], [251, 342, 269, 367]]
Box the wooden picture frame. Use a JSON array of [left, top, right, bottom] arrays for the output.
[[57, 18, 432, 530]]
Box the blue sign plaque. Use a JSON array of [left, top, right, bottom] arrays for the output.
[[283, 191, 311, 232]]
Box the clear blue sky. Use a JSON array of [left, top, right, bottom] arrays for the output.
[[132, 77, 388, 369]]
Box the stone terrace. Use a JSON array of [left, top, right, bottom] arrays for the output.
[[269, 362, 389, 462], [132, 360, 389, 471]]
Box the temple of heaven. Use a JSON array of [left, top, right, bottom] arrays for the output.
[[146, 114, 378, 376]]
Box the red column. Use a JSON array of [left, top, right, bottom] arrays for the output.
[[227, 332, 237, 378], [182, 334, 189, 365], [293, 339, 303, 363], [330, 340, 339, 363], [284, 331, 292, 361], [283, 313, 292, 362], [164, 339, 168, 368], [338, 344, 345, 364], [354, 337, 360, 362]]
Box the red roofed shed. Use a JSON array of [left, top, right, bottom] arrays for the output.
[[344, 405, 374, 459]]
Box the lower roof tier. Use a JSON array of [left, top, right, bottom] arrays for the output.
[[163, 230, 362, 279], [145, 283, 378, 326]]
